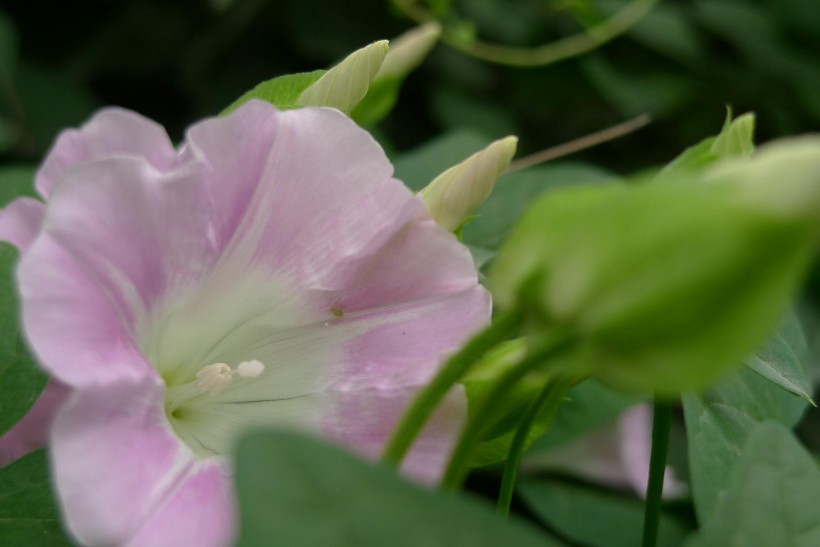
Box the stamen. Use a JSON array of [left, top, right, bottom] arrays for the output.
[[236, 359, 265, 378], [196, 362, 233, 395]]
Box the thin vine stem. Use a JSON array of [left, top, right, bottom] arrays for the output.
[[381, 309, 523, 469], [392, 0, 659, 67], [440, 334, 576, 490], [641, 396, 673, 547], [496, 375, 575, 516]]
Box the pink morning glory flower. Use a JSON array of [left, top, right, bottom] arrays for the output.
[[0, 101, 489, 546]]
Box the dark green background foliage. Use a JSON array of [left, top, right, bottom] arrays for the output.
[[1, 0, 818, 169]]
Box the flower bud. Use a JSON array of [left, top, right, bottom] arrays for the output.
[[490, 142, 820, 393], [420, 136, 518, 232], [296, 40, 389, 114], [375, 23, 441, 82]]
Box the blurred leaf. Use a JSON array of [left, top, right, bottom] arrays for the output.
[[463, 162, 614, 250], [0, 450, 70, 545], [351, 76, 402, 127], [393, 129, 493, 191], [581, 56, 694, 118], [687, 421, 820, 547], [745, 310, 813, 403], [683, 345, 810, 522], [627, 3, 704, 63], [16, 64, 97, 155], [529, 378, 640, 452], [221, 70, 325, 115], [0, 165, 36, 205], [431, 85, 517, 139], [0, 243, 48, 436], [0, 10, 16, 91], [235, 430, 562, 547], [0, 115, 17, 154], [519, 479, 691, 547]]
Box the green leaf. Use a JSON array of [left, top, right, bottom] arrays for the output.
[[463, 162, 614, 251], [0, 243, 47, 436], [519, 479, 691, 547], [0, 10, 17, 92], [221, 70, 326, 115], [0, 165, 37, 206], [0, 450, 71, 545], [350, 76, 402, 127], [682, 363, 809, 522], [745, 310, 814, 403], [686, 421, 820, 547], [529, 378, 641, 452], [235, 430, 562, 547]]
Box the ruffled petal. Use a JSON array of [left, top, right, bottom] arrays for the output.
[[18, 157, 214, 386], [36, 108, 176, 198], [51, 376, 197, 545], [0, 197, 46, 251]]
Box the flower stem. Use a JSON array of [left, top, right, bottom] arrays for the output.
[[440, 334, 575, 490], [641, 396, 672, 547], [381, 309, 523, 469], [496, 375, 575, 516]]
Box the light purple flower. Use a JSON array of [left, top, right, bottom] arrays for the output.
[[0, 101, 489, 546]]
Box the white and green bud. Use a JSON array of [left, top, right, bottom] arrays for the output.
[[420, 136, 518, 232], [296, 40, 389, 114], [375, 22, 441, 82]]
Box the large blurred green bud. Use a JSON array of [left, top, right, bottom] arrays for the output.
[[490, 137, 820, 394], [420, 136, 518, 232], [296, 40, 388, 114]]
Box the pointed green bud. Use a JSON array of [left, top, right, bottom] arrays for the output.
[[296, 40, 389, 114], [420, 136, 518, 232], [375, 23, 441, 82], [710, 111, 755, 158]]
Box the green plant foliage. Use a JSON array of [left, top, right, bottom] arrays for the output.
[[0, 243, 47, 436], [661, 111, 755, 174], [528, 378, 641, 452], [0, 165, 36, 204], [682, 320, 811, 522], [221, 70, 326, 115], [518, 478, 691, 547], [744, 310, 813, 403], [686, 421, 820, 546], [463, 162, 614, 251], [234, 429, 563, 547], [0, 450, 71, 545], [491, 173, 816, 394]]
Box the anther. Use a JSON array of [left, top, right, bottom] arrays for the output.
[[236, 359, 265, 378], [196, 363, 233, 395]]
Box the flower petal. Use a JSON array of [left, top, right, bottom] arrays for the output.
[[324, 385, 468, 484], [36, 108, 176, 198], [19, 157, 214, 386], [51, 375, 196, 545], [125, 463, 235, 547], [0, 197, 45, 251]]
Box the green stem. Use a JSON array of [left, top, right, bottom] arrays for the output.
[[641, 397, 672, 547], [496, 375, 575, 515], [392, 0, 658, 67], [381, 309, 523, 468], [440, 335, 575, 490]]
